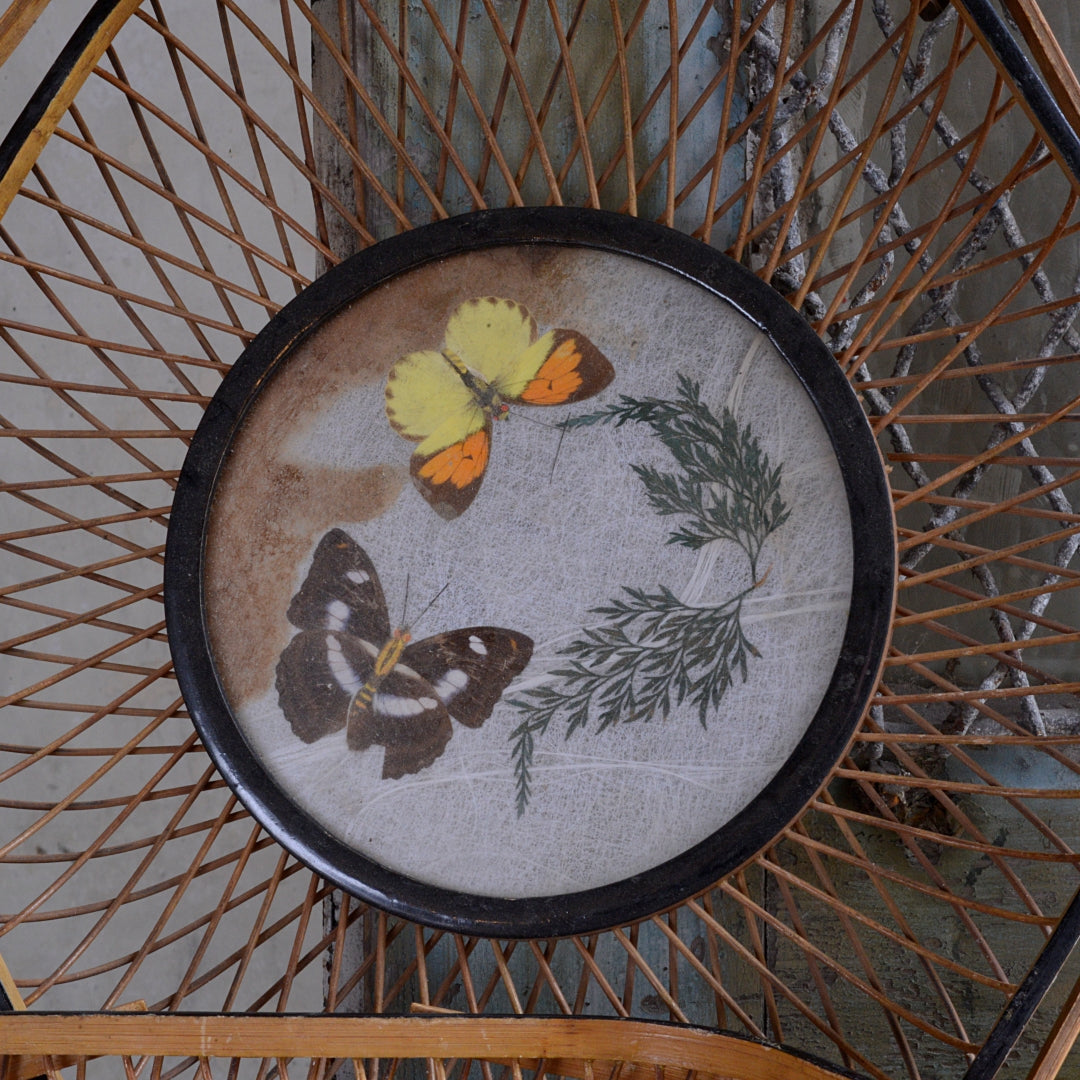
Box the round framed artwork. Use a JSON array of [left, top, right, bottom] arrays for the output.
[[165, 207, 895, 938]]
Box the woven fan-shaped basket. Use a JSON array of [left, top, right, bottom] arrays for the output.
[[2, 1, 1080, 1078]]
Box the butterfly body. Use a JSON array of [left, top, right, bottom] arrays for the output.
[[441, 350, 510, 420], [276, 530, 533, 778], [386, 297, 614, 518], [345, 626, 414, 721]]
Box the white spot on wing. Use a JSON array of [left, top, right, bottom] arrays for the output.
[[347, 569, 370, 584], [432, 668, 469, 702], [468, 635, 487, 655], [374, 693, 433, 717], [326, 599, 350, 631], [326, 634, 363, 693]]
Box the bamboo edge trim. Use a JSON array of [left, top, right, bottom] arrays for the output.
[[0, 0, 54, 70], [0, 2, 1071, 1071], [0, 1015, 862, 1080], [0, 1000, 146, 1080], [962, 887, 1080, 1080], [954, 0, 1080, 188], [1000, 0, 1080, 146], [1027, 971, 1080, 1080], [3, 0, 1080, 217], [0, 950, 25, 1011], [0, 0, 143, 222]]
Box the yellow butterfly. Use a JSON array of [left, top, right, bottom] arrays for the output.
[[385, 296, 615, 519]]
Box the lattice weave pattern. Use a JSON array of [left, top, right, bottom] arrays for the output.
[[1, 2, 1080, 1078]]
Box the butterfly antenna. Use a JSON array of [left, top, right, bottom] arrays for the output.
[[514, 412, 560, 430], [549, 416, 568, 482], [411, 581, 451, 632], [401, 573, 410, 627]]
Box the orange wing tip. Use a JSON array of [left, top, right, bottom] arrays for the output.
[[521, 372, 585, 405], [411, 428, 491, 518], [417, 429, 489, 489], [540, 339, 583, 378], [418, 442, 464, 485], [520, 332, 615, 405]]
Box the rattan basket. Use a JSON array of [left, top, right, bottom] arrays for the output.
[[2, 1, 1080, 1078]]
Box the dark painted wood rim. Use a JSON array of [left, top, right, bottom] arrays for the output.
[[165, 206, 896, 938]]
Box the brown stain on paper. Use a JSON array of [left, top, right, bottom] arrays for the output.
[[202, 246, 603, 707], [206, 458, 408, 704], [203, 295, 411, 705]]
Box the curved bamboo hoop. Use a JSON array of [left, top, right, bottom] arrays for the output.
[[2, 2, 1080, 1079], [0, 0, 55, 68], [0, 0, 143, 218], [0, 1015, 858, 1080]]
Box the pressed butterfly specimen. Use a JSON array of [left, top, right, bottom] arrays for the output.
[[276, 529, 533, 779], [385, 296, 615, 518]]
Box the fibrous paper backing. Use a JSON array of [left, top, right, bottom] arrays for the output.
[[205, 246, 853, 898]]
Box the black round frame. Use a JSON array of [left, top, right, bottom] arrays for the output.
[[165, 206, 896, 939]]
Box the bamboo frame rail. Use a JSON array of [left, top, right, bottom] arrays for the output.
[[0, 1015, 857, 1080], [1028, 976, 1080, 1080], [1000, 0, 1080, 146], [956, 0, 1080, 183], [0, 0, 144, 218], [2, 1, 1080, 1078], [0, 0, 54, 68]]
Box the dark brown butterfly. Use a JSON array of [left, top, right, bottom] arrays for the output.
[[276, 530, 533, 779]]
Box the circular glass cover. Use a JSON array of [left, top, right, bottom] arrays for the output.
[[166, 208, 894, 937]]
